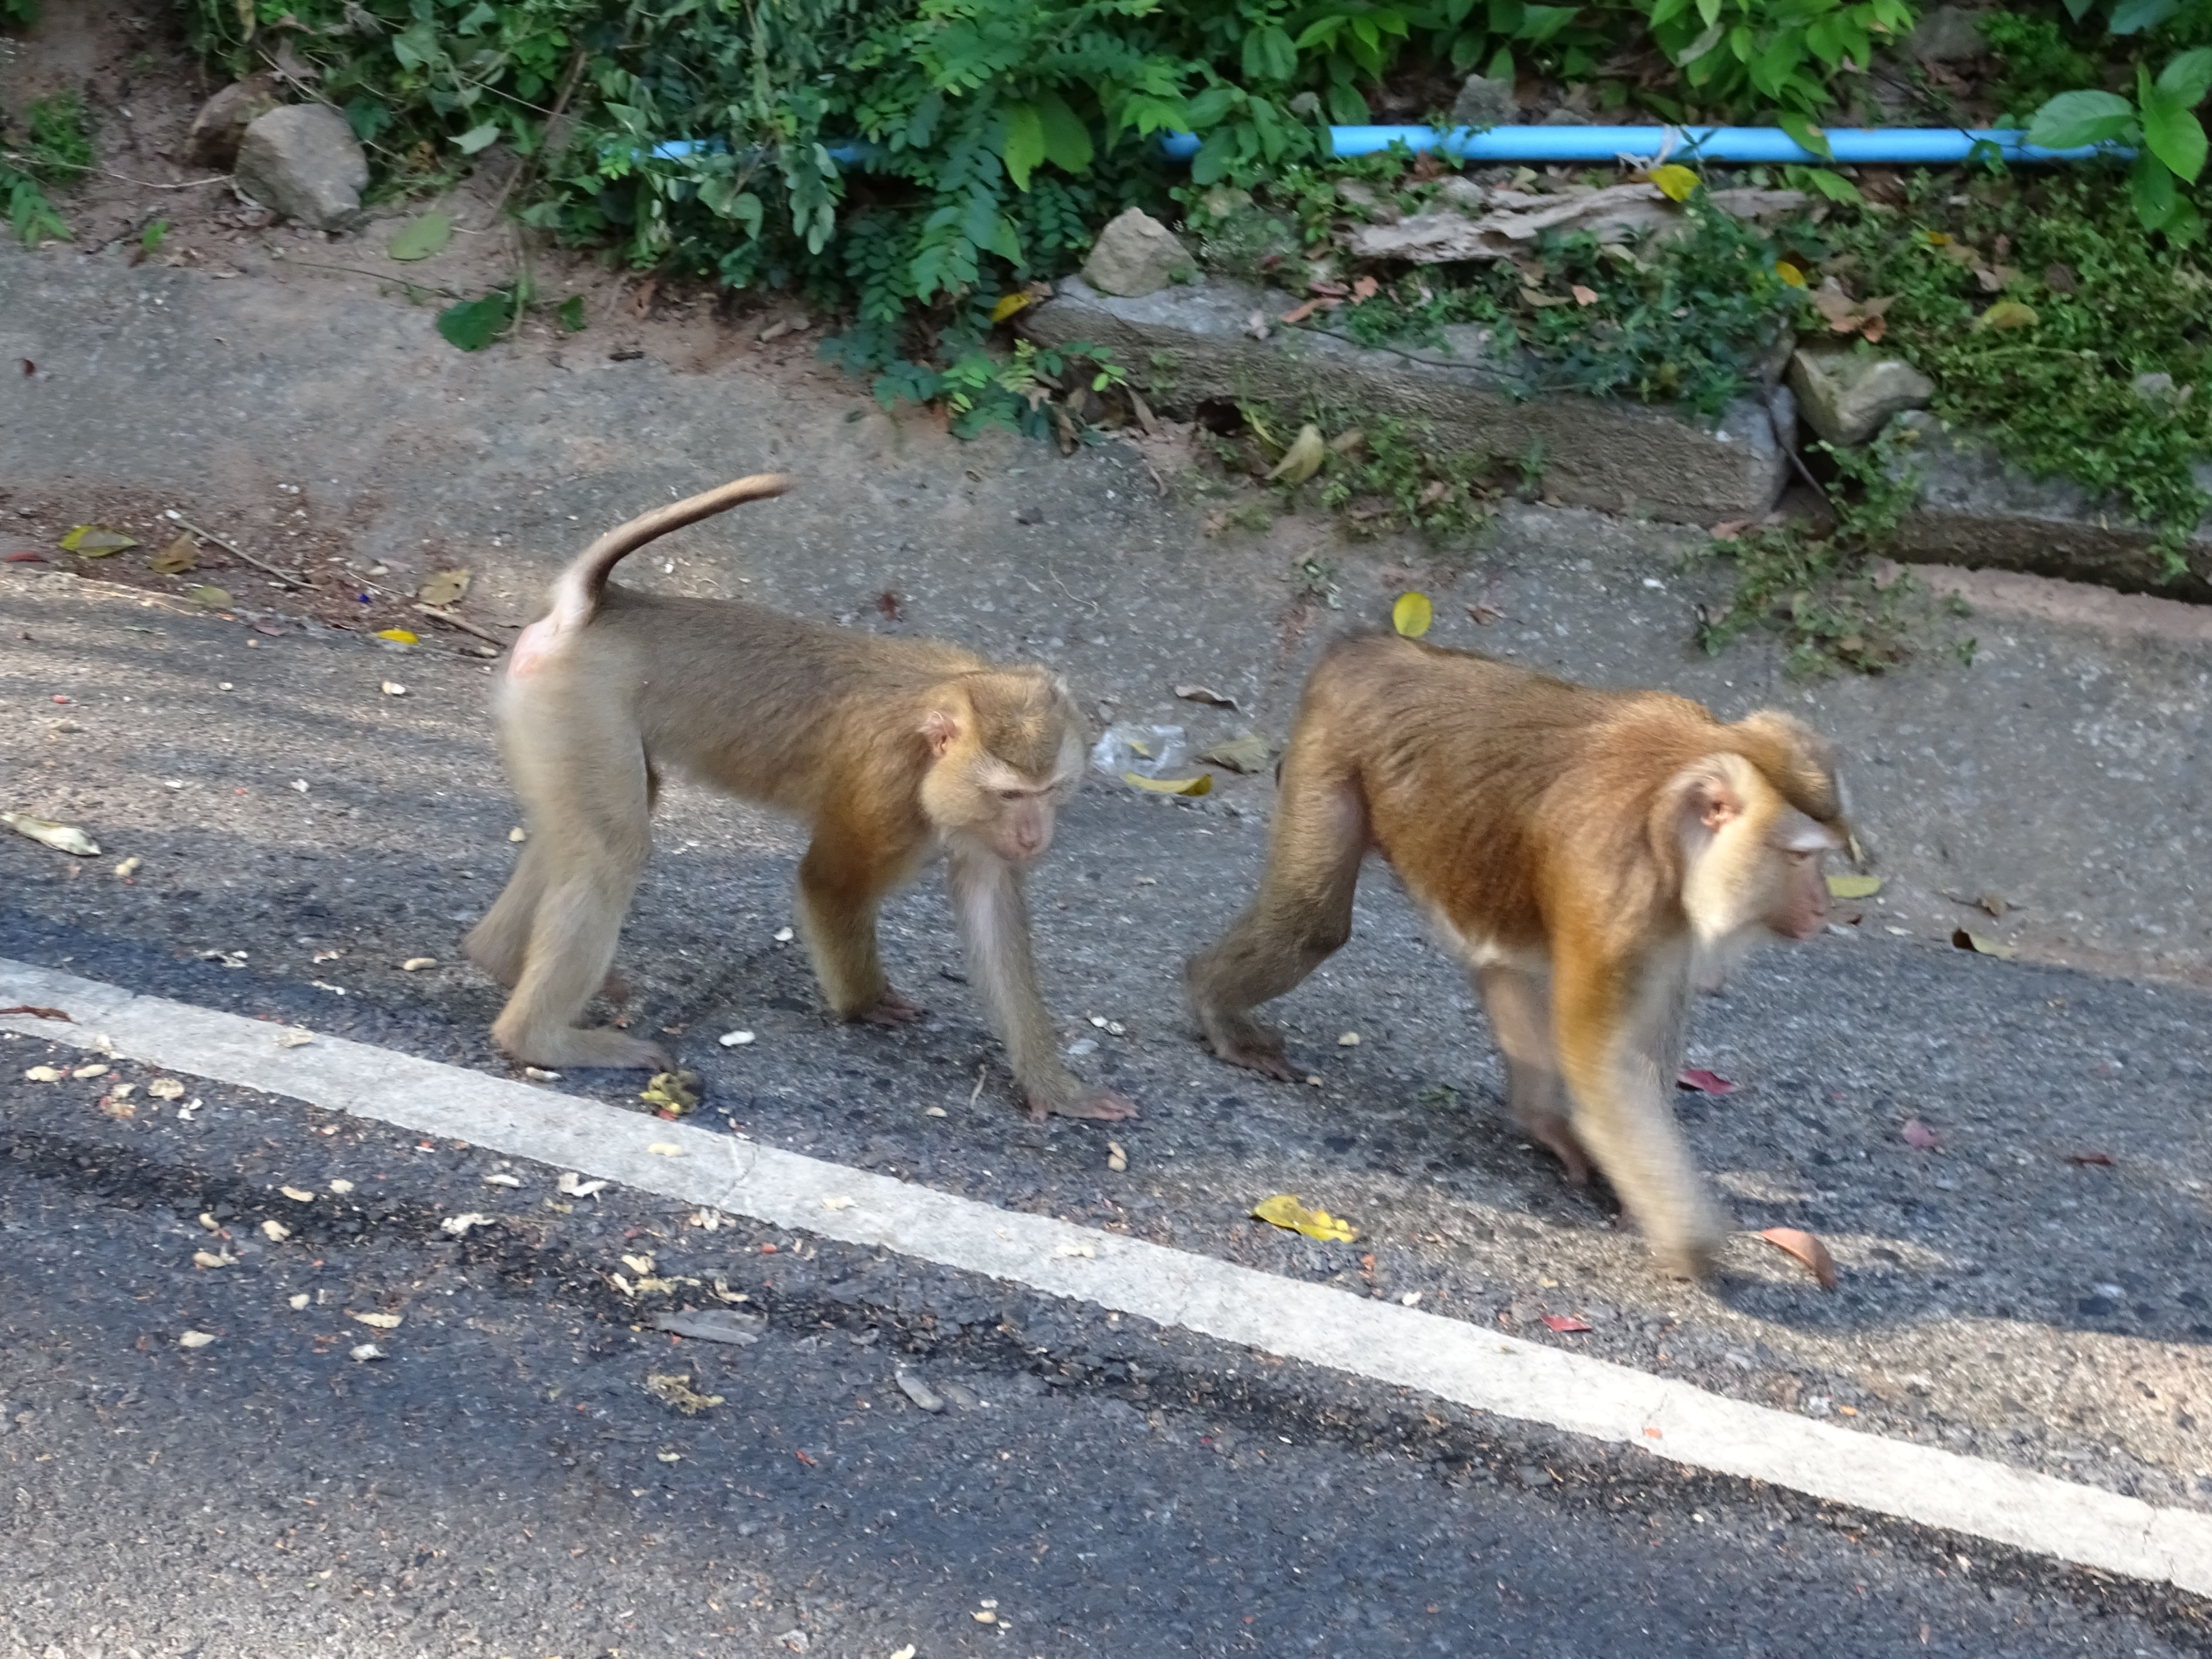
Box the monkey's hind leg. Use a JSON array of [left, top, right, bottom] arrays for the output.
[[1475, 962, 1592, 1186], [1185, 757, 1367, 1082], [465, 842, 633, 1004], [487, 714, 668, 1072]]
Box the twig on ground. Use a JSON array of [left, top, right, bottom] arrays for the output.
[[164, 512, 306, 587], [411, 603, 509, 647]]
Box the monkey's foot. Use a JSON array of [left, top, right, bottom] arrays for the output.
[[1524, 1119, 1593, 1186], [1025, 1087, 1140, 1123], [497, 1025, 671, 1072], [600, 970, 632, 1007], [859, 991, 928, 1026], [1200, 1029, 1298, 1083]]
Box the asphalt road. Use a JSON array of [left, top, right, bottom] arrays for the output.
[[3, 1029, 2202, 1659]]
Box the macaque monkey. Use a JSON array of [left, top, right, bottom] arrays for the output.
[[1185, 633, 1846, 1277], [464, 474, 1136, 1123]]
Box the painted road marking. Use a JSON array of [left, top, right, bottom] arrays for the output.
[[4, 956, 2207, 1594]]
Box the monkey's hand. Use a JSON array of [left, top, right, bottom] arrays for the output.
[[860, 990, 928, 1026], [1024, 1085, 1140, 1123]]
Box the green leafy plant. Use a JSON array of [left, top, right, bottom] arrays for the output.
[[1, 91, 90, 245], [2027, 45, 2212, 239], [1643, 0, 1919, 126]]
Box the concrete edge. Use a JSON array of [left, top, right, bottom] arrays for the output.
[[4, 955, 2208, 1596]]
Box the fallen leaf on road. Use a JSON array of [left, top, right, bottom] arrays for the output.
[[0, 1004, 71, 1021], [645, 1373, 724, 1415], [373, 628, 418, 644], [1392, 591, 1434, 637], [23, 1066, 62, 1082], [349, 1343, 385, 1362], [328, 1178, 353, 1193], [1570, 284, 1599, 306], [400, 956, 437, 971], [1123, 770, 1212, 796], [1265, 423, 1325, 484], [1251, 1194, 1359, 1242], [1757, 1227, 1838, 1289], [558, 1171, 608, 1196], [186, 586, 234, 609], [280, 1186, 314, 1202], [1650, 163, 1699, 201], [1900, 1118, 1942, 1149], [1952, 928, 2015, 959], [261, 1219, 290, 1242], [71, 1063, 109, 1079], [275, 1027, 314, 1048], [647, 1142, 684, 1158], [1197, 732, 1273, 774], [1541, 1313, 1593, 1332], [1677, 1068, 1738, 1095], [385, 211, 452, 262], [192, 1251, 231, 1269], [150, 533, 198, 574], [651, 1309, 764, 1344], [147, 1078, 184, 1100], [483, 1171, 523, 1187], [349, 1311, 401, 1330], [178, 1331, 217, 1348], [61, 525, 139, 557], [641, 1069, 703, 1115], [1107, 1139, 1128, 1172], [1174, 684, 1241, 710], [4, 812, 101, 856], [1827, 874, 1882, 898], [441, 1213, 492, 1237], [417, 567, 471, 607], [622, 1254, 657, 1276], [2064, 1150, 2114, 1166], [288, 1293, 310, 1310]]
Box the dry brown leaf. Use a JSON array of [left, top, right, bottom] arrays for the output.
[[1757, 1227, 1837, 1289]]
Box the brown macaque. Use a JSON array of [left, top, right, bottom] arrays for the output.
[[1185, 633, 1846, 1277], [464, 474, 1136, 1123]]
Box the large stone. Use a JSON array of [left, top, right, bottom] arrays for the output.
[[234, 104, 368, 230], [1449, 75, 1518, 129], [1079, 208, 1194, 298], [1787, 347, 1934, 446], [1885, 411, 2212, 600], [184, 74, 280, 170], [1023, 276, 1788, 525], [1908, 5, 1985, 63]]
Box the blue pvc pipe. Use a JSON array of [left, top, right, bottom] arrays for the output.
[[653, 125, 2117, 173], [1157, 124, 2114, 166]]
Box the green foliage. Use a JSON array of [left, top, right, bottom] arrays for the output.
[[436, 286, 523, 351], [0, 0, 34, 27], [1818, 173, 2212, 574], [1, 91, 91, 245], [1640, 0, 1919, 124], [1696, 426, 1936, 675]]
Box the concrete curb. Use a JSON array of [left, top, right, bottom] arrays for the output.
[[1022, 275, 1790, 525]]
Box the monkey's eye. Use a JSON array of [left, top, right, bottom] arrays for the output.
[[998, 789, 1026, 803]]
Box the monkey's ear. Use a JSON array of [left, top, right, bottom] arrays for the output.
[[920, 708, 960, 757], [1678, 761, 1746, 837]]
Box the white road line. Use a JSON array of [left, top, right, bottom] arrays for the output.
[[4, 956, 2208, 1595]]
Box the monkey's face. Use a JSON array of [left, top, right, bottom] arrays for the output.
[[921, 673, 1085, 864], [1679, 753, 1844, 950]]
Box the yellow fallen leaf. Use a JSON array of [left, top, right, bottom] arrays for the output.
[[61, 525, 139, 556], [1650, 164, 1700, 202], [349, 1311, 402, 1330], [151, 532, 198, 574], [417, 567, 471, 607], [1265, 422, 1325, 485], [3, 811, 101, 857], [1775, 260, 1806, 287], [990, 291, 1035, 323], [1122, 770, 1212, 796], [1827, 874, 1882, 898], [186, 585, 233, 609], [1251, 1193, 1359, 1243], [1975, 300, 2038, 331], [374, 628, 419, 644], [1952, 928, 2016, 959], [1392, 592, 1433, 638]]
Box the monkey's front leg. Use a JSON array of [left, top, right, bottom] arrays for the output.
[[1553, 959, 1725, 1279], [795, 835, 928, 1026], [945, 845, 1137, 1122]]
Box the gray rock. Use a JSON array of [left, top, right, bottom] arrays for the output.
[[1079, 207, 1194, 298], [2131, 370, 2194, 408], [1538, 107, 1594, 126], [234, 104, 368, 230], [1908, 5, 1985, 62], [184, 74, 281, 169], [1885, 410, 2212, 600], [1334, 179, 1400, 224], [1450, 75, 1518, 130], [1787, 347, 1935, 446], [895, 1370, 945, 1413], [1023, 276, 1788, 525]]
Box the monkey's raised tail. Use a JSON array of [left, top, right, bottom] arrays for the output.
[[546, 472, 795, 633]]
